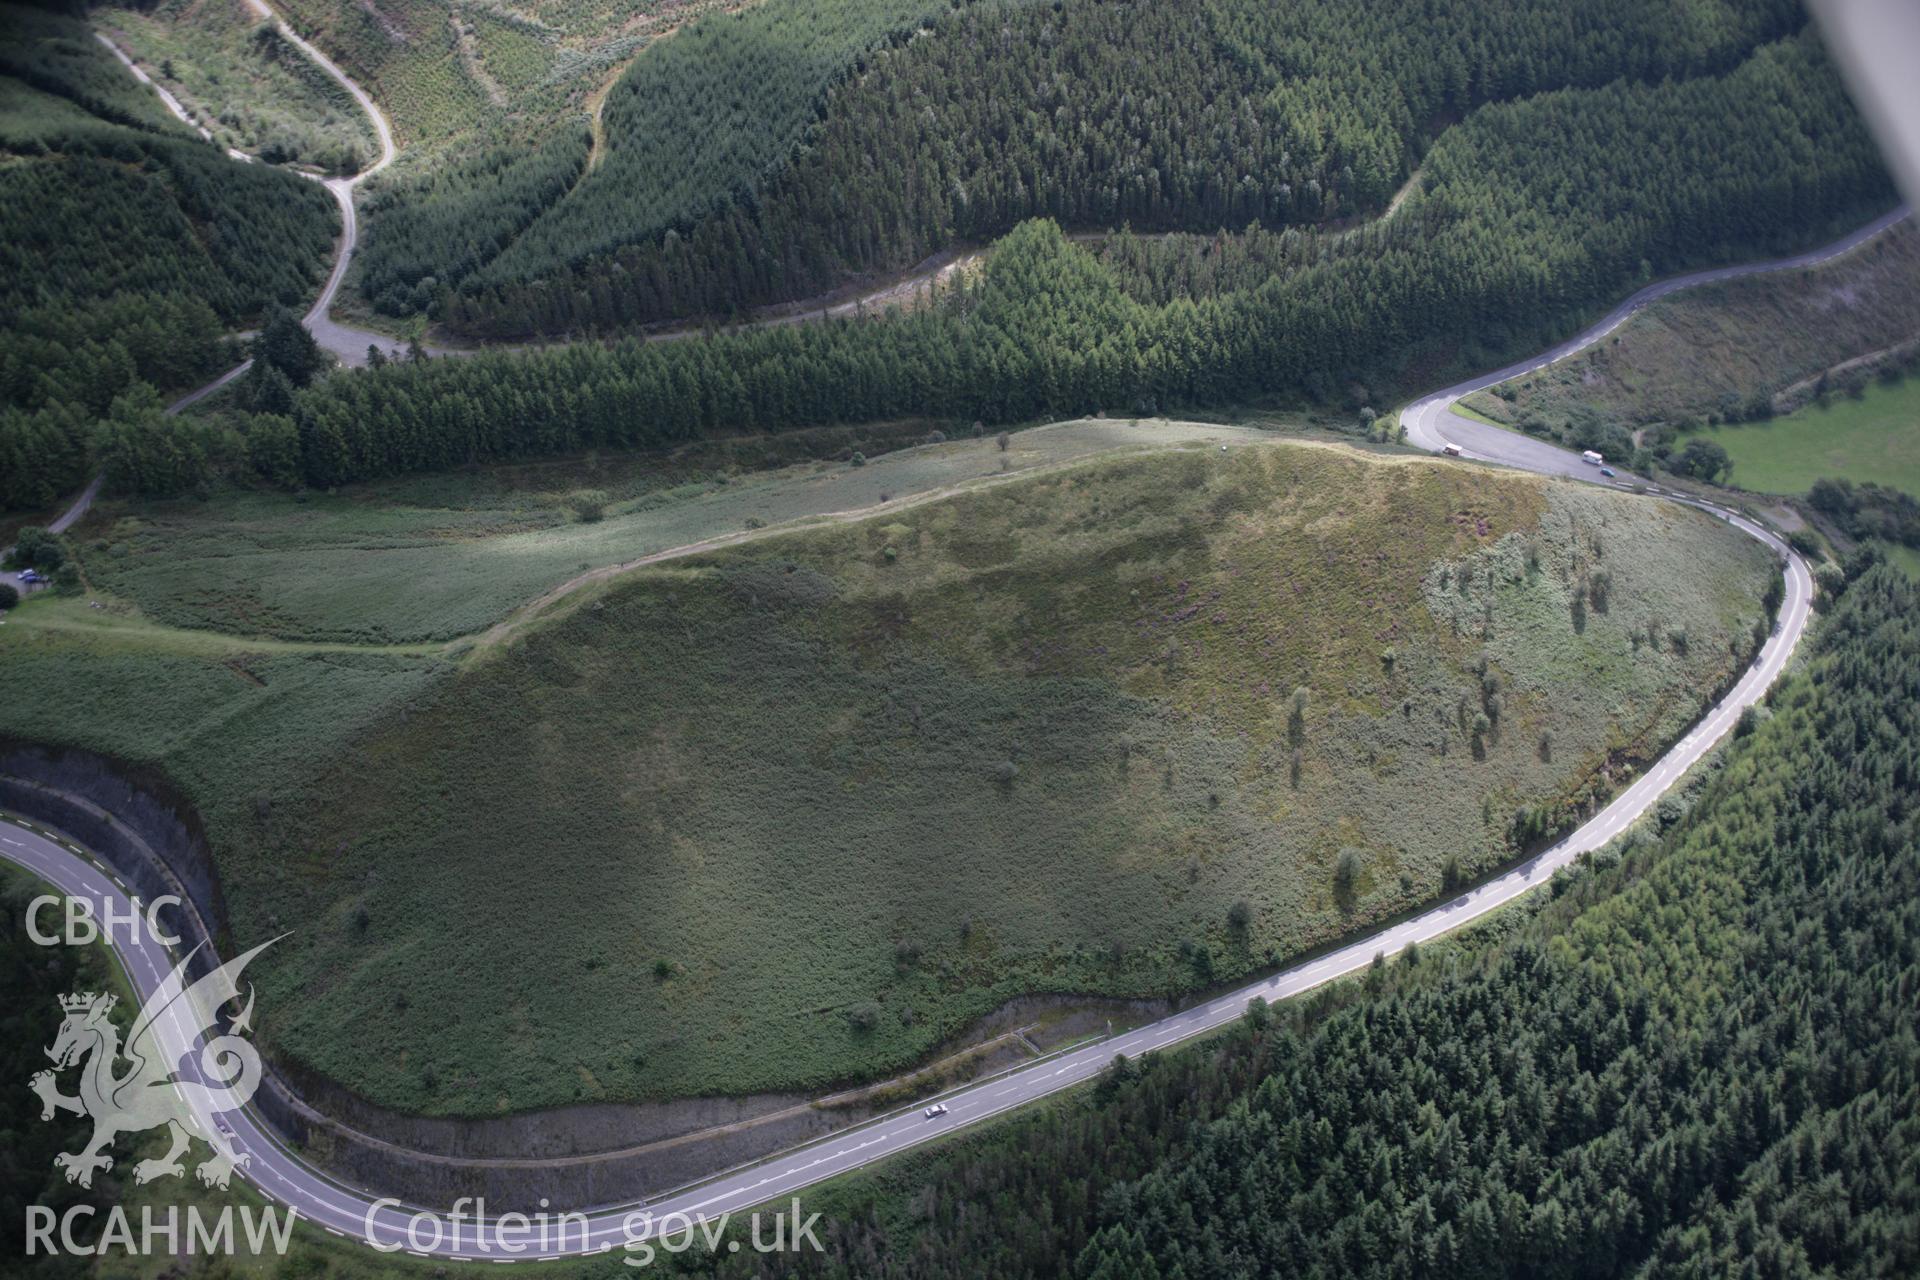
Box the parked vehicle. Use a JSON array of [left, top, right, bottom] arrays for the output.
[[1581, 450, 1604, 465]]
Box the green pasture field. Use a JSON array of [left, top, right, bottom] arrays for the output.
[[1689, 373, 1920, 498]]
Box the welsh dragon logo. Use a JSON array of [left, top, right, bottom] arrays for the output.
[[31, 938, 278, 1190]]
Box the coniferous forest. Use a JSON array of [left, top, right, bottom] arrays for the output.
[[255, 32, 1889, 496], [0, 1, 337, 511], [373, 0, 1814, 335], [684, 560, 1920, 1278], [1, 1, 1898, 509]]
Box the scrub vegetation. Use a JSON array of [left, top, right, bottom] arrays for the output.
[[97, 0, 378, 172], [0, 441, 1773, 1112], [689, 561, 1920, 1280]]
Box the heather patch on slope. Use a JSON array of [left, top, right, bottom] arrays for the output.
[[219, 442, 1772, 1111]]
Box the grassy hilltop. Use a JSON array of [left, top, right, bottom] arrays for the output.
[[1, 436, 1774, 1111]]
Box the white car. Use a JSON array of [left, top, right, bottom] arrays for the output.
[[923, 1103, 949, 1119]]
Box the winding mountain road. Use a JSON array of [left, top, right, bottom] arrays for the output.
[[8, 208, 1907, 1257]]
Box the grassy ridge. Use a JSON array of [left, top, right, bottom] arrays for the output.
[[72, 419, 1239, 644], [0, 440, 1775, 1113]]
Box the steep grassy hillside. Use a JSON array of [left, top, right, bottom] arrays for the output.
[[0, 440, 1773, 1112], [689, 566, 1918, 1280]]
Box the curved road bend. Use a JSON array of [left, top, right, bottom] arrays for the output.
[[4, 216, 1885, 1256]]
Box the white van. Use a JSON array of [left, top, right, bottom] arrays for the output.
[[1581, 450, 1603, 465]]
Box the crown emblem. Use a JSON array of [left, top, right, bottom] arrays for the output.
[[59, 992, 112, 1015]]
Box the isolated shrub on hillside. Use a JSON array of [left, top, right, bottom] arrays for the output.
[[1288, 686, 1310, 745], [844, 1002, 881, 1033], [1763, 572, 1786, 617], [1671, 438, 1733, 484], [996, 432, 1011, 452], [994, 760, 1018, 787], [1333, 849, 1363, 909], [850, 451, 867, 467], [1227, 900, 1252, 932], [0, 583, 16, 610], [1441, 855, 1465, 892], [570, 494, 606, 523], [52, 564, 80, 593]]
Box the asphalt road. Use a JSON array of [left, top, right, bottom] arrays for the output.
[[3, 208, 1888, 1254]]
